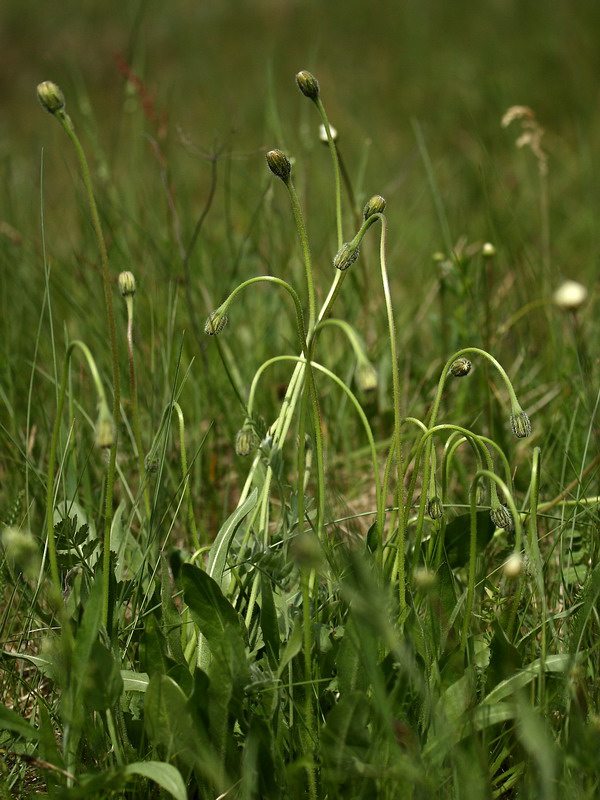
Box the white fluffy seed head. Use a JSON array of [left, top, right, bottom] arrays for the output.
[[553, 280, 588, 311]]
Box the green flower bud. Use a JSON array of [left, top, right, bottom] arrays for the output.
[[449, 358, 472, 377], [295, 70, 320, 100], [490, 504, 514, 532], [95, 402, 115, 449], [36, 81, 65, 115], [363, 195, 386, 220], [355, 362, 378, 393], [426, 496, 444, 520], [204, 308, 228, 336], [333, 241, 360, 271], [510, 409, 531, 439], [118, 270, 136, 297], [235, 426, 256, 457], [266, 149, 292, 181]]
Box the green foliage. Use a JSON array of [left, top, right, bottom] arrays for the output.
[[1, 8, 600, 798]]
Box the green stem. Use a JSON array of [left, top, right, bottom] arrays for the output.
[[314, 97, 343, 249], [284, 178, 316, 332], [125, 296, 151, 520], [56, 109, 120, 630]]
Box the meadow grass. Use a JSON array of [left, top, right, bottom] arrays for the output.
[[1, 35, 599, 800]]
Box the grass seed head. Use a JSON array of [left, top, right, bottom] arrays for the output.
[[363, 195, 386, 220], [118, 270, 136, 297], [295, 70, 320, 100], [37, 81, 65, 115]]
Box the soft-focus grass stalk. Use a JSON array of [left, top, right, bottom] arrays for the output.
[[38, 82, 121, 628]]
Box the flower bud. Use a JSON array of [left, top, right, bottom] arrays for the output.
[[95, 403, 115, 449], [319, 123, 338, 143], [413, 567, 437, 591], [266, 149, 292, 182], [553, 280, 588, 311], [490, 504, 514, 532], [118, 271, 136, 297], [204, 308, 228, 336], [355, 362, 378, 393], [503, 552, 523, 578], [426, 496, 444, 520], [333, 241, 360, 271], [37, 81, 65, 115], [482, 242, 496, 257], [510, 409, 531, 439], [449, 358, 472, 377], [363, 195, 386, 220], [235, 426, 256, 457], [295, 70, 320, 100]]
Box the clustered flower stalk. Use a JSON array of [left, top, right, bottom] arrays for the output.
[[38, 81, 121, 628]]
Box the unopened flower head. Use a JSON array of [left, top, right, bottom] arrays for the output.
[[510, 409, 532, 439], [37, 81, 65, 115], [426, 496, 444, 520], [295, 70, 320, 100], [490, 504, 514, 532], [266, 149, 292, 182], [482, 242, 496, 257], [319, 123, 338, 143], [333, 241, 360, 271], [449, 358, 472, 377], [553, 280, 588, 311], [363, 195, 386, 220], [204, 308, 228, 336], [95, 403, 115, 449], [355, 362, 378, 393], [118, 271, 136, 297], [503, 552, 523, 578], [235, 426, 256, 457]]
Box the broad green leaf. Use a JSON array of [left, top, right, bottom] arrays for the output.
[[121, 670, 150, 692], [2, 650, 55, 679], [144, 674, 200, 770], [124, 761, 188, 800], [110, 500, 144, 582], [259, 571, 280, 667], [182, 563, 246, 655], [482, 654, 573, 706], [207, 488, 258, 588], [0, 704, 40, 740], [443, 510, 494, 568], [276, 618, 303, 678]]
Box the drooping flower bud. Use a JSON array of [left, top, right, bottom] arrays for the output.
[[490, 504, 514, 532], [295, 70, 320, 100], [553, 280, 588, 311], [363, 195, 386, 220], [355, 362, 378, 393], [235, 426, 256, 457], [204, 308, 228, 336], [95, 402, 115, 449], [426, 496, 444, 520], [36, 81, 65, 115], [266, 149, 292, 182], [510, 409, 532, 439], [449, 358, 472, 377], [333, 241, 360, 271], [503, 552, 523, 577], [118, 271, 136, 297]]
